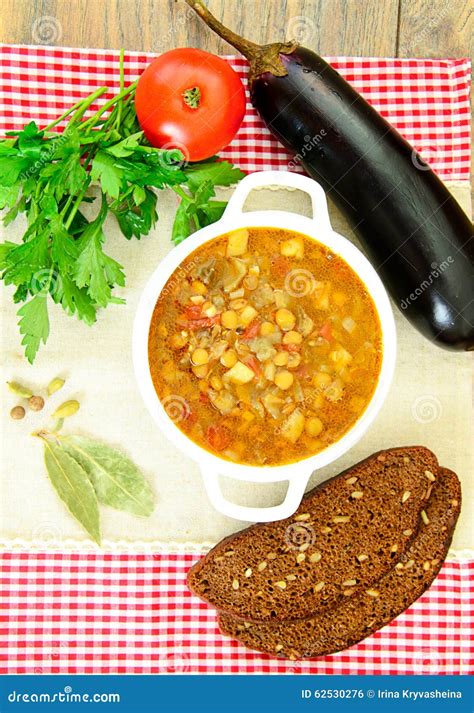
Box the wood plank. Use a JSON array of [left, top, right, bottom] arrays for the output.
[[398, 0, 473, 57], [0, 0, 398, 56]]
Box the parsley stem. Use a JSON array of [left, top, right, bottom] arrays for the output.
[[64, 178, 92, 230], [115, 49, 126, 129], [69, 86, 111, 127], [171, 185, 191, 201], [61, 149, 95, 225], [43, 87, 109, 132], [60, 193, 75, 219], [81, 81, 138, 132]]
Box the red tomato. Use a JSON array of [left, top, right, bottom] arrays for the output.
[[187, 315, 221, 330], [244, 355, 262, 377], [319, 322, 332, 341], [206, 425, 231, 452], [242, 320, 260, 340], [135, 48, 246, 161], [184, 305, 203, 320], [271, 255, 291, 276]]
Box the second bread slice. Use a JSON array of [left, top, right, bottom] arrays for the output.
[[218, 467, 461, 658], [188, 446, 438, 623]]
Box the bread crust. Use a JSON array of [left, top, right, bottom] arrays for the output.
[[188, 446, 440, 623], [218, 467, 461, 659]]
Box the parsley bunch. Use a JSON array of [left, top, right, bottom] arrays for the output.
[[0, 53, 244, 363]]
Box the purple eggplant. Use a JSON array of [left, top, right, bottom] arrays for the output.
[[186, 0, 474, 351]]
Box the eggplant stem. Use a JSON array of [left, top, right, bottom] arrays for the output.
[[184, 0, 298, 85], [184, 0, 260, 58]]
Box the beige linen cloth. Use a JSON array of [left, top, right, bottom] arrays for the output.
[[1, 183, 472, 554]]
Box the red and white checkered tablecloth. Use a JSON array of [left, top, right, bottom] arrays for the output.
[[0, 46, 471, 180], [0, 45, 472, 675], [1, 554, 473, 675]]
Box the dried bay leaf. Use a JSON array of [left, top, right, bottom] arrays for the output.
[[43, 439, 101, 544], [59, 435, 155, 517]]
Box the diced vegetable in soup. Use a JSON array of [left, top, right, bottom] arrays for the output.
[[148, 227, 383, 466]]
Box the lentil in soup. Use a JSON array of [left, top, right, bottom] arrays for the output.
[[148, 227, 383, 466]]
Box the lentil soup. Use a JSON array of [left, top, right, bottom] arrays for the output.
[[148, 227, 383, 466]]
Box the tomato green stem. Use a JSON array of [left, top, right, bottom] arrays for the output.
[[182, 86, 201, 109]]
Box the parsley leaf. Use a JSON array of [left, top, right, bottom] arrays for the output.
[[73, 197, 125, 307], [105, 131, 144, 157], [50, 216, 79, 272], [0, 184, 20, 210], [184, 159, 246, 191], [111, 188, 158, 240], [2, 229, 50, 287], [90, 151, 123, 200], [40, 130, 86, 199], [55, 275, 97, 326], [17, 291, 50, 364], [170, 162, 245, 244]]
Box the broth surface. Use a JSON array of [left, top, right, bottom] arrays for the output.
[[149, 227, 383, 466]]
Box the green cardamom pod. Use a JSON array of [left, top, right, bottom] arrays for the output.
[[51, 399, 80, 419], [7, 381, 33, 399], [47, 377, 65, 396]]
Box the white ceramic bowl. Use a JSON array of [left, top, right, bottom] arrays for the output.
[[133, 171, 396, 522]]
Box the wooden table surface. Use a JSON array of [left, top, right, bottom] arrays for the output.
[[1, 0, 472, 58]]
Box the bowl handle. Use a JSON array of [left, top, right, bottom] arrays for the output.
[[200, 467, 309, 522], [223, 170, 332, 233]]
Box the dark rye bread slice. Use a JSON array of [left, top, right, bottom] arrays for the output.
[[218, 467, 461, 659], [188, 446, 438, 623]]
